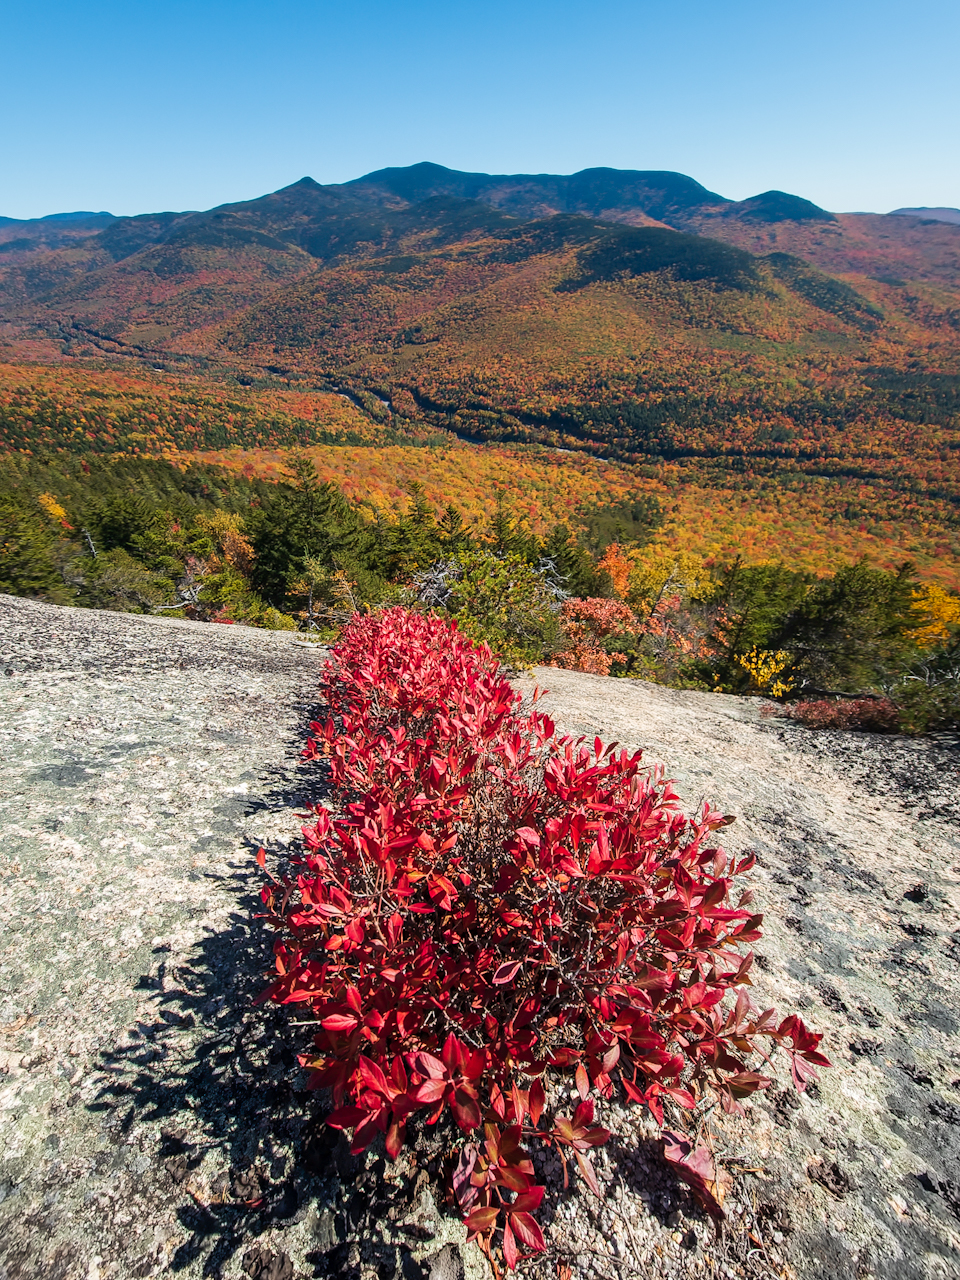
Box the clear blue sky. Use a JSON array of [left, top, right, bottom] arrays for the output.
[[2, 0, 957, 220]]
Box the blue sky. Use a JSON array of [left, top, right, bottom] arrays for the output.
[[2, 0, 957, 219]]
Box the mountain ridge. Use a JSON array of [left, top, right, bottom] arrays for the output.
[[2, 163, 947, 339], [0, 161, 838, 243], [890, 206, 960, 226]]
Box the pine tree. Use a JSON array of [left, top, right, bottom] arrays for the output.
[[0, 501, 68, 600], [539, 523, 603, 597], [250, 454, 376, 606], [436, 503, 471, 552]]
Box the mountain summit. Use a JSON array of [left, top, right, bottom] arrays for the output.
[[344, 163, 836, 228], [890, 206, 960, 225]]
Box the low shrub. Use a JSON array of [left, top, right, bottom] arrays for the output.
[[259, 606, 298, 631], [736, 647, 795, 699], [260, 607, 827, 1270], [894, 674, 960, 734], [893, 643, 960, 733], [777, 697, 901, 733], [446, 549, 563, 668]]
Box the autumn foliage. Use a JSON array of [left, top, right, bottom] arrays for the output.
[[775, 697, 901, 733], [552, 597, 640, 675], [259, 608, 828, 1268]]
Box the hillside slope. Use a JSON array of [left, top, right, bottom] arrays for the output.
[[2, 164, 959, 583], [3, 164, 957, 341], [205, 210, 960, 573]]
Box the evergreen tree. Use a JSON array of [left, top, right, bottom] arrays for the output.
[[0, 500, 69, 601], [539, 523, 604, 597], [781, 559, 921, 691], [436, 503, 471, 553], [486, 491, 522, 557], [706, 560, 812, 689], [250, 454, 377, 606]]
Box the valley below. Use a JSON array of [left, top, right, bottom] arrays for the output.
[[2, 162, 960, 588]]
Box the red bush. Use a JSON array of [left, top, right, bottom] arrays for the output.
[[259, 608, 827, 1269], [552, 597, 639, 675], [777, 697, 900, 733]]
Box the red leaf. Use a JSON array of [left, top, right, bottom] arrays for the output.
[[575, 1063, 590, 1101], [412, 1079, 446, 1105], [529, 1077, 545, 1127], [493, 961, 522, 986], [575, 1150, 602, 1197], [662, 1086, 697, 1109], [495, 1161, 532, 1193], [550, 1048, 581, 1067], [509, 1210, 545, 1252], [453, 1143, 479, 1209], [465, 1205, 499, 1236], [414, 1051, 446, 1079], [357, 1055, 389, 1096], [790, 1052, 822, 1091], [511, 1186, 545, 1214], [452, 1089, 482, 1132], [662, 1131, 726, 1226], [502, 1218, 518, 1270], [573, 1097, 595, 1128], [385, 1116, 406, 1159], [321, 1013, 358, 1033], [344, 985, 362, 1013], [326, 1105, 366, 1129], [553, 1116, 575, 1144]]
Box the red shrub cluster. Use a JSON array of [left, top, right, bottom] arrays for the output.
[[552, 597, 640, 675], [777, 697, 901, 733], [259, 607, 828, 1269]]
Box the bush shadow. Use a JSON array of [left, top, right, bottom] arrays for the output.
[[86, 697, 354, 1277]]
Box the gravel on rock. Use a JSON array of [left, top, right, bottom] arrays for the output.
[[1, 595, 959, 1280]]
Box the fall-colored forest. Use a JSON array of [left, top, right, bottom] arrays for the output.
[[2, 163, 959, 592], [2, 348, 958, 588]]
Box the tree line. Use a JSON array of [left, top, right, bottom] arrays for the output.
[[2, 449, 957, 731]]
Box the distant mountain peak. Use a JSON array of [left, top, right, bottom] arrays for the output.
[[732, 191, 836, 223], [889, 207, 960, 226], [345, 162, 730, 225], [0, 210, 115, 226], [344, 164, 844, 228], [40, 210, 115, 222]]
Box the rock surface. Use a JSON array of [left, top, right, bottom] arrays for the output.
[[518, 668, 960, 1280], [1, 594, 958, 1280]]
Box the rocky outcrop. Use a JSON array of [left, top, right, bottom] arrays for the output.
[[1, 595, 958, 1279], [518, 669, 960, 1280]]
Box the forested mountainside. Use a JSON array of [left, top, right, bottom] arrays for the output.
[[1, 165, 959, 671]]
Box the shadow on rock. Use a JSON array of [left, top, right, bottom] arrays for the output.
[[84, 699, 473, 1279]]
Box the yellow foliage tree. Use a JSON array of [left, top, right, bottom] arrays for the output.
[[195, 510, 256, 574], [736, 648, 795, 699], [624, 546, 715, 615], [37, 493, 70, 525], [908, 583, 960, 649]]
